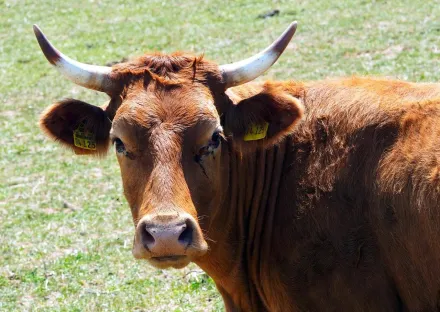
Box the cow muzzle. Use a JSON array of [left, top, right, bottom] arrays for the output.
[[132, 213, 208, 268]]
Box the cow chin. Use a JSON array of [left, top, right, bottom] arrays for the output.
[[147, 256, 191, 269]]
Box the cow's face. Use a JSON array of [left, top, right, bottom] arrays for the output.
[[110, 80, 225, 268], [40, 75, 304, 269], [35, 23, 302, 269]]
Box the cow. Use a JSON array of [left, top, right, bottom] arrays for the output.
[[34, 21, 440, 311]]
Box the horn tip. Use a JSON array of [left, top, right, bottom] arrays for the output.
[[33, 24, 41, 35], [33, 25, 61, 65], [290, 21, 298, 32], [286, 21, 298, 37], [272, 21, 298, 55]]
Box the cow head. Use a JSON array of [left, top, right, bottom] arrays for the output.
[[35, 23, 303, 269]]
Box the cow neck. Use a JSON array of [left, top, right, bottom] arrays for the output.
[[198, 138, 290, 311]]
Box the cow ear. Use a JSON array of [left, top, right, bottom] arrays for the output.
[[39, 99, 112, 156], [223, 85, 304, 152]]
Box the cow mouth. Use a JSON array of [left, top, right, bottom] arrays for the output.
[[148, 255, 190, 269], [152, 255, 187, 262]]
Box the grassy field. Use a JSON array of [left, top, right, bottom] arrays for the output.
[[1, 0, 440, 311]]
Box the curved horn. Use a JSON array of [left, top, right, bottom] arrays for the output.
[[33, 25, 116, 93], [220, 21, 297, 89]]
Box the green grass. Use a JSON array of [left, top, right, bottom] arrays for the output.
[[1, 0, 440, 310]]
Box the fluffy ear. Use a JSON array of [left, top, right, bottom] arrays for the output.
[[223, 84, 304, 152], [39, 99, 112, 156]]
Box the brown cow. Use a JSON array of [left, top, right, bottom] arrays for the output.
[[34, 22, 440, 311]]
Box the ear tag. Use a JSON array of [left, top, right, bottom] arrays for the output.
[[243, 122, 269, 141], [73, 121, 97, 150]]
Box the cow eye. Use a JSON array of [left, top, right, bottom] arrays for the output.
[[211, 131, 221, 145], [207, 129, 222, 151], [195, 129, 223, 162], [113, 138, 126, 154]]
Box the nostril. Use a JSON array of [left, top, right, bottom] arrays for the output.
[[141, 225, 155, 250], [178, 220, 193, 247]]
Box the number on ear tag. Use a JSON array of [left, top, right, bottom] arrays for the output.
[[73, 121, 97, 150], [243, 122, 269, 141]]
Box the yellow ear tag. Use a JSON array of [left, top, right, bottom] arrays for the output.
[[243, 122, 269, 141], [73, 121, 97, 150]]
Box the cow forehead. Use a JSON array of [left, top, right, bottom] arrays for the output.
[[111, 82, 220, 140]]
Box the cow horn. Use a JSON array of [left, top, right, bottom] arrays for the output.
[[220, 21, 297, 89], [33, 25, 116, 94]]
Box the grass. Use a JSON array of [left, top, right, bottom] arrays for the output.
[[1, 0, 440, 310]]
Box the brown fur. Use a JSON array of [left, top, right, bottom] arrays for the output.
[[40, 52, 440, 311]]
